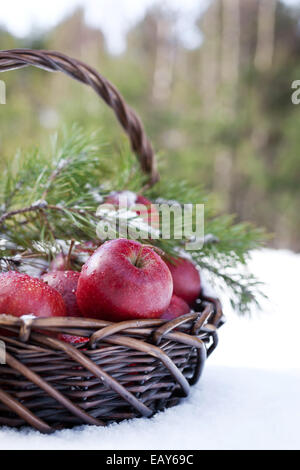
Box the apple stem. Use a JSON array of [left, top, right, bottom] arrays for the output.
[[143, 244, 165, 258], [66, 239, 75, 270], [135, 244, 144, 268]]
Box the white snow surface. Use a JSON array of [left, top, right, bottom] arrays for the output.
[[0, 248, 299, 450]]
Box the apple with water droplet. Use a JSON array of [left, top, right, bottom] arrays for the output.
[[76, 239, 173, 321], [165, 257, 201, 305], [161, 294, 190, 321], [42, 271, 81, 317], [0, 271, 66, 318]]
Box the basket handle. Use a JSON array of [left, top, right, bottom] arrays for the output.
[[0, 49, 159, 187]]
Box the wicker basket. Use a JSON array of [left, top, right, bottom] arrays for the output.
[[0, 49, 225, 433]]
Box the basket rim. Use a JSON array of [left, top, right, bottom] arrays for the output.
[[0, 301, 224, 343]]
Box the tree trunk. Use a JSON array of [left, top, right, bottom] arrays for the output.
[[200, 1, 221, 113], [221, 0, 240, 91], [254, 0, 276, 72]]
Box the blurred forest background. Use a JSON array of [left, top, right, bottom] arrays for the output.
[[1, 0, 300, 250]]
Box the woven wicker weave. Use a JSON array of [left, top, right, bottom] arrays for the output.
[[0, 50, 225, 433]]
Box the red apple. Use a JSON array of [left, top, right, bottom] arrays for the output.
[[59, 333, 88, 344], [161, 294, 190, 321], [165, 257, 201, 305], [49, 252, 71, 271], [105, 191, 159, 230], [76, 239, 173, 321], [0, 271, 66, 318], [42, 271, 81, 317], [49, 242, 100, 272]]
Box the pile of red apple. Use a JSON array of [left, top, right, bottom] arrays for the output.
[[0, 194, 201, 343]]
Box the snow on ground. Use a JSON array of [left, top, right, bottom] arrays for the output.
[[0, 248, 299, 450]]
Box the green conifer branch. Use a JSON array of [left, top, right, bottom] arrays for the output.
[[0, 127, 268, 315]]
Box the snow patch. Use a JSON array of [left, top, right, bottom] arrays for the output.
[[0, 248, 299, 450]]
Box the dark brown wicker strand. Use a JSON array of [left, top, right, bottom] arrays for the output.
[[0, 302, 224, 432], [0, 388, 52, 434], [5, 352, 103, 427]]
